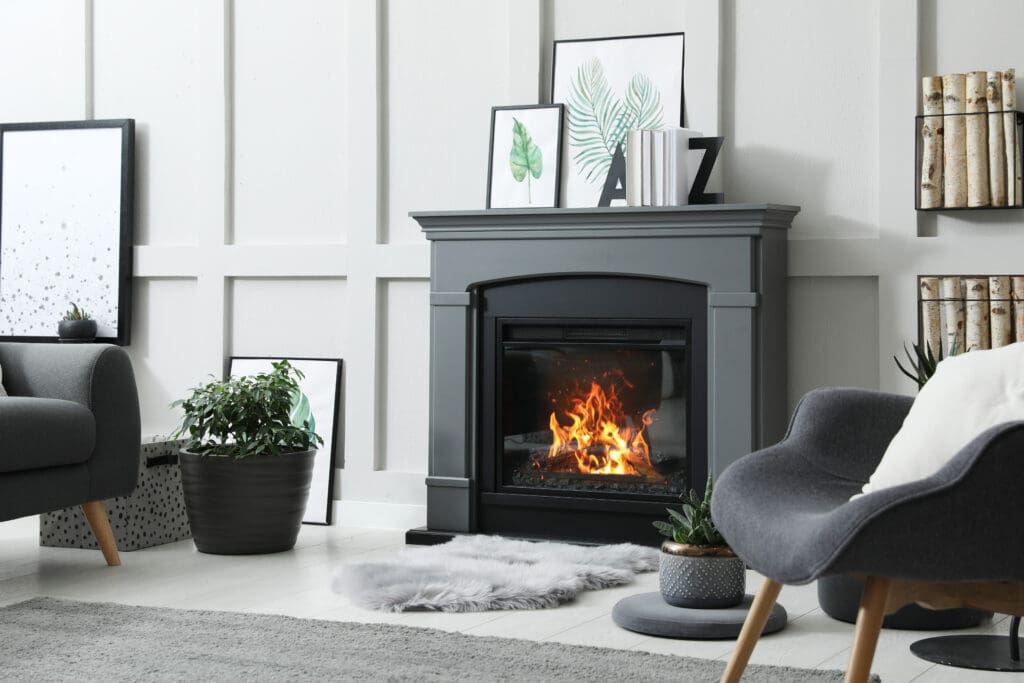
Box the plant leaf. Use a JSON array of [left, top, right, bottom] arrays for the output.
[[621, 73, 664, 131], [666, 508, 689, 526], [510, 117, 543, 183], [652, 520, 674, 537], [566, 58, 625, 183], [289, 388, 317, 447]]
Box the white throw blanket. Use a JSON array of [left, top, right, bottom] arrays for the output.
[[333, 535, 658, 612]]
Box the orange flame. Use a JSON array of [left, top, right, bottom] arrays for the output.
[[541, 381, 657, 478]]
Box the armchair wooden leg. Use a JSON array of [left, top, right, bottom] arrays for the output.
[[81, 501, 120, 567], [721, 577, 783, 683], [845, 576, 891, 683]]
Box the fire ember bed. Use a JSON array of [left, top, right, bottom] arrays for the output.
[[510, 468, 686, 496]]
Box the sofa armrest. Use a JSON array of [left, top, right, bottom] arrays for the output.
[[0, 343, 140, 499], [784, 387, 914, 483]]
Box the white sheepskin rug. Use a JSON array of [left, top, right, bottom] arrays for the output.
[[333, 535, 659, 612]]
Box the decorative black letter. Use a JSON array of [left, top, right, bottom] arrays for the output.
[[688, 137, 725, 205], [598, 143, 628, 207]]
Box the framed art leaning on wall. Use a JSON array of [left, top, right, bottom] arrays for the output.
[[229, 356, 343, 525], [0, 119, 135, 344], [552, 33, 685, 208], [487, 104, 563, 209]]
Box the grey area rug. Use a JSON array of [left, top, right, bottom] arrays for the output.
[[335, 534, 659, 612], [0, 598, 868, 682]]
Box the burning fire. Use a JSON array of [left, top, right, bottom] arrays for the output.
[[540, 381, 657, 478]]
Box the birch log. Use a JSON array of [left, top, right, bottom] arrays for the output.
[[941, 276, 965, 355], [966, 71, 990, 207], [1013, 276, 1024, 343], [1003, 70, 1019, 206], [965, 277, 991, 351], [920, 277, 942, 358], [989, 276, 1012, 348], [920, 77, 944, 208], [987, 72, 1007, 206], [942, 74, 968, 207]]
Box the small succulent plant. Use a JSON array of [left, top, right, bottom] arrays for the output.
[[894, 339, 960, 388], [653, 475, 727, 547], [62, 303, 92, 321]]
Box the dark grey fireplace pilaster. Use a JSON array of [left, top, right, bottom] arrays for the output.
[[413, 205, 799, 534]]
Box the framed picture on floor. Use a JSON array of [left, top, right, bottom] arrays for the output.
[[487, 104, 563, 209], [0, 119, 135, 344], [229, 357, 343, 525], [552, 33, 685, 208]]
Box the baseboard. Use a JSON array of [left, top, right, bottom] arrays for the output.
[[331, 500, 426, 530]]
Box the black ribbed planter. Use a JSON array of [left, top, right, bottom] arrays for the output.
[[179, 449, 316, 555], [57, 319, 97, 341]]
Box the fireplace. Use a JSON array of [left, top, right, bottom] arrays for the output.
[[410, 205, 798, 545]]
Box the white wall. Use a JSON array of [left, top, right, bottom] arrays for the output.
[[3, 0, 1021, 523]]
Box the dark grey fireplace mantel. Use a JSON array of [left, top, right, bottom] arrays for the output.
[[412, 204, 799, 535]]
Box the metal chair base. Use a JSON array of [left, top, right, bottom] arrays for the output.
[[911, 616, 1023, 672]]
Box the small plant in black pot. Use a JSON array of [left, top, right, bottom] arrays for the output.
[[653, 476, 745, 608], [58, 303, 97, 342], [172, 360, 323, 555]]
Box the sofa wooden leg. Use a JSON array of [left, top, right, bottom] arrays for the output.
[[81, 501, 120, 567], [846, 576, 891, 683], [721, 577, 783, 683]]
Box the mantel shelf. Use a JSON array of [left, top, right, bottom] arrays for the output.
[[411, 204, 801, 240]]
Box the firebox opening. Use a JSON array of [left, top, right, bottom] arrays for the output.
[[474, 274, 709, 544], [498, 322, 689, 501]]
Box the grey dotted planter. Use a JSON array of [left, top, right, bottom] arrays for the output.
[[659, 541, 746, 608]]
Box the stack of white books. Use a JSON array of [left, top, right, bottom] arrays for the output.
[[625, 127, 703, 207]]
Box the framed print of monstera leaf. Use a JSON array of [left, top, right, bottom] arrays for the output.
[[552, 33, 684, 208], [487, 104, 564, 209]]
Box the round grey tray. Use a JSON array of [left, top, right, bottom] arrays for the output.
[[612, 592, 788, 640]]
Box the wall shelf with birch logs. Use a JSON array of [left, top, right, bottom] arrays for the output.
[[917, 70, 1024, 211], [917, 275, 1024, 359]]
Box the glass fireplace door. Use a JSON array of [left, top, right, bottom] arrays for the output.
[[498, 323, 689, 500]]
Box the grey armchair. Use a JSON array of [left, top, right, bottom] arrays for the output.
[[0, 343, 140, 566], [712, 387, 1024, 682]]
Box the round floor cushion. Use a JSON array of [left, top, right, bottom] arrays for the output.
[[612, 592, 788, 640]]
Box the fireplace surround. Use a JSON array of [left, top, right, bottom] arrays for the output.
[[410, 205, 799, 545]]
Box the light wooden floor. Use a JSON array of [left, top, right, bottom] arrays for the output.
[[0, 516, 1013, 682]]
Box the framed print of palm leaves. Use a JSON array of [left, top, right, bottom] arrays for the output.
[[552, 33, 684, 208], [230, 356, 343, 526], [487, 104, 564, 209]]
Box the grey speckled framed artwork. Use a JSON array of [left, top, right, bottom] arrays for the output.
[[0, 119, 135, 345]]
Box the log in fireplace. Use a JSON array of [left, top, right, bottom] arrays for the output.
[[410, 205, 798, 545]]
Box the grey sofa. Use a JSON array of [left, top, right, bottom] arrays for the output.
[[0, 343, 140, 565], [712, 387, 1024, 682]]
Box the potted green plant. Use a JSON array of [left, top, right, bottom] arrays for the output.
[[894, 339, 960, 388], [172, 360, 323, 555], [653, 475, 745, 608], [58, 303, 97, 342]]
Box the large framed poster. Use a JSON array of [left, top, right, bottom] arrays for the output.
[[0, 119, 135, 344], [552, 33, 684, 208]]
